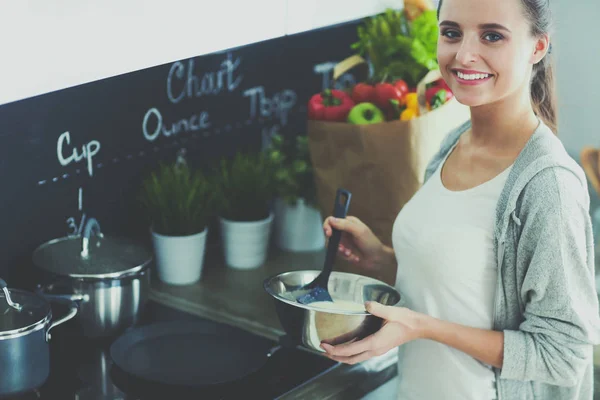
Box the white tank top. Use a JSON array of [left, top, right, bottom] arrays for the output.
[[392, 144, 511, 400]]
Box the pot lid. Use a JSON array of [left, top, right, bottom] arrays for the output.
[[1, 289, 50, 335], [32, 235, 153, 280]]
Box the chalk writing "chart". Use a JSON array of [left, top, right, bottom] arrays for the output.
[[36, 48, 362, 190], [35, 37, 358, 239], [141, 53, 242, 142], [0, 19, 362, 274]]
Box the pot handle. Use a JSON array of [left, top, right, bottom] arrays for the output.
[[0, 277, 23, 311], [35, 284, 89, 304], [46, 303, 79, 342], [81, 217, 104, 258], [266, 344, 283, 358]]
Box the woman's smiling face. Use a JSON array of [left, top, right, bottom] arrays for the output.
[[437, 0, 546, 107]]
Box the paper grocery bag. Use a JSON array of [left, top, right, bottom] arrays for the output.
[[307, 66, 470, 283]]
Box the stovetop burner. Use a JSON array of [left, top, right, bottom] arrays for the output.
[[109, 344, 336, 400], [28, 301, 338, 400], [2, 389, 41, 400]]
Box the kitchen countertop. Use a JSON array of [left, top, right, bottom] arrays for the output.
[[149, 246, 398, 399], [149, 244, 600, 399]]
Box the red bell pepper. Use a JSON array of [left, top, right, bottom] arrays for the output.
[[425, 86, 453, 106], [351, 83, 376, 104], [437, 78, 451, 92], [429, 89, 454, 109], [374, 83, 404, 112], [308, 89, 355, 122], [392, 79, 409, 97], [386, 99, 406, 120], [425, 86, 440, 105]]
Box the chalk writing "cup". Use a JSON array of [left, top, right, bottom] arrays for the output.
[[57, 131, 101, 177]]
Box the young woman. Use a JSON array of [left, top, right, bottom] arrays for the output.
[[320, 0, 600, 398]]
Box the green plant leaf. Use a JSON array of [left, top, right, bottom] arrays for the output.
[[139, 160, 215, 236], [263, 133, 317, 207], [213, 151, 276, 221], [352, 8, 440, 86], [411, 39, 439, 70]]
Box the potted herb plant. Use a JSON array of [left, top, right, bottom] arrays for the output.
[[215, 151, 276, 269], [139, 151, 216, 285], [265, 133, 325, 252]]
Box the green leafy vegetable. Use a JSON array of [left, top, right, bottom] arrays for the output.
[[351, 9, 440, 86]]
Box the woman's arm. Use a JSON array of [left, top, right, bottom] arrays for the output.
[[321, 302, 503, 368], [423, 316, 504, 368], [373, 244, 397, 284], [497, 168, 600, 386], [324, 168, 600, 387], [375, 244, 397, 269]]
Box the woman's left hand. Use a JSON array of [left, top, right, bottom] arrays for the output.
[[320, 301, 428, 365]]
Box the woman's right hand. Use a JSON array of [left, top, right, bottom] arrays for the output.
[[323, 216, 388, 271]]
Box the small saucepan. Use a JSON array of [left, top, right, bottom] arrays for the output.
[[0, 278, 78, 398], [32, 218, 153, 338]]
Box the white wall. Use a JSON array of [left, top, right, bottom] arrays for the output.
[[286, 0, 403, 34], [552, 0, 600, 156], [0, 0, 402, 106], [5, 0, 590, 153]]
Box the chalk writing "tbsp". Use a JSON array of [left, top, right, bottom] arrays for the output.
[[243, 86, 296, 126]]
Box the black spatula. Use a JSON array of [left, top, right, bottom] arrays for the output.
[[297, 188, 352, 305]]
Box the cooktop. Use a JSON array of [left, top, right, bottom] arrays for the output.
[[7, 300, 338, 400]]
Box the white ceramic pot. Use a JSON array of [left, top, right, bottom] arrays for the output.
[[219, 213, 273, 270], [151, 228, 208, 285], [274, 198, 325, 252]]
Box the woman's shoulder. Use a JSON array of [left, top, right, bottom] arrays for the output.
[[510, 121, 589, 204], [516, 164, 590, 229], [498, 121, 591, 228], [521, 166, 589, 211]]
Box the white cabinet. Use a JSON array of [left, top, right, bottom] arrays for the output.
[[0, 0, 287, 105], [0, 0, 404, 105]]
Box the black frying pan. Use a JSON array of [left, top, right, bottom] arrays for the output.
[[110, 321, 279, 388]]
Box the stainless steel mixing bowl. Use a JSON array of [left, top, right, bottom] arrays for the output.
[[264, 270, 401, 352]]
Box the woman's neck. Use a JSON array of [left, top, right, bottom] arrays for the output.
[[468, 86, 540, 152]]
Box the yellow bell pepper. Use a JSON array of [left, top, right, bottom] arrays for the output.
[[399, 92, 419, 120], [400, 108, 417, 121], [405, 93, 418, 110]]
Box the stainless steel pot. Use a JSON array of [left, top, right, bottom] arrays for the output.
[[264, 270, 401, 352], [32, 218, 153, 339], [0, 278, 78, 397]]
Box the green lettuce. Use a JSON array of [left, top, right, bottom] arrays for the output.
[[351, 9, 440, 87], [410, 11, 439, 71]]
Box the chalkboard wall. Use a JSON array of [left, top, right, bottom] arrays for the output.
[[0, 20, 362, 283]]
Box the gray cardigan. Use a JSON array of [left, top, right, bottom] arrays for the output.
[[422, 120, 600, 399]]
